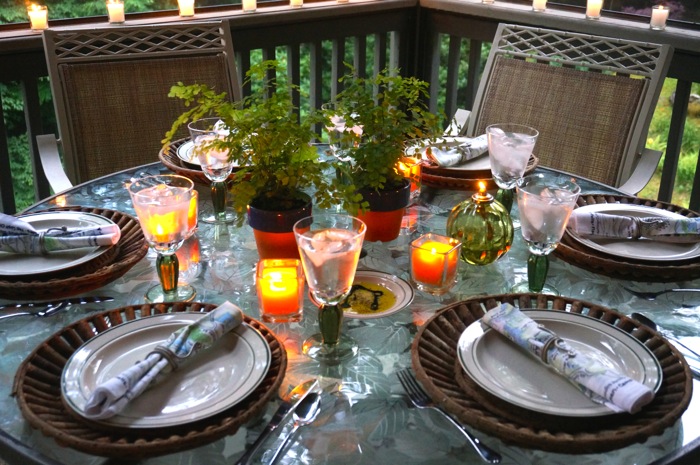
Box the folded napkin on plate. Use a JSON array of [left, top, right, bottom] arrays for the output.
[[82, 301, 244, 420], [421, 135, 488, 167], [481, 303, 654, 414], [568, 209, 700, 244], [0, 212, 120, 255]]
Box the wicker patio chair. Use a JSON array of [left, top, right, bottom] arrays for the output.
[[459, 23, 673, 195], [38, 20, 241, 193]]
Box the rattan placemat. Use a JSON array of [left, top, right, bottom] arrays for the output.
[[420, 155, 538, 190], [160, 138, 240, 185], [13, 301, 287, 458], [555, 194, 700, 282], [0, 207, 147, 300], [411, 293, 692, 454]]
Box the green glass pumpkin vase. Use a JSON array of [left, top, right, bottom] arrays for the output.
[[446, 183, 514, 266]]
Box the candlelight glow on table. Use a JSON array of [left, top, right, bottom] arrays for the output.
[[106, 0, 125, 24], [294, 214, 365, 362], [410, 233, 461, 295], [256, 259, 304, 323], [27, 4, 48, 30], [128, 175, 196, 303]]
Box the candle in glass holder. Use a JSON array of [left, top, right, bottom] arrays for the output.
[[27, 4, 48, 31], [410, 233, 461, 295], [187, 190, 198, 235], [256, 259, 304, 323], [243, 0, 257, 12], [106, 0, 125, 24], [532, 0, 547, 11], [586, 0, 602, 19], [650, 5, 669, 30], [178, 0, 194, 17]]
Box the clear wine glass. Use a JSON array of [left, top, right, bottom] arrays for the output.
[[294, 214, 366, 363], [511, 173, 580, 295], [127, 174, 197, 303], [188, 118, 236, 224], [487, 123, 539, 227]]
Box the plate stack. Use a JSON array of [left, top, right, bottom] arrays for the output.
[[159, 138, 239, 185]]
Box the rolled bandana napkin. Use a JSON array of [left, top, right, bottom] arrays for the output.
[[421, 135, 489, 167], [83, 301, 244, 420], [568, 209, 700, 244], [0, 212, 120, 254], [481, 303, 654, 414]]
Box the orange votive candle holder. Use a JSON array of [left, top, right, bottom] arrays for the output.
[[256, 259, 304, 323], [410, 233, 461, 295]]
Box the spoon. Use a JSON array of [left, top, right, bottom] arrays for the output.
[[268, 391, 322, 465], [0, 301, 68, 321], [631, 312, 700, 363]]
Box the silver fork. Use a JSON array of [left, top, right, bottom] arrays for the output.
[[397, 369, 501, 464], [621, 286, 700, 301]]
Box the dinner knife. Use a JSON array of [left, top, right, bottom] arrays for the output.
[[234, 378, 320, 465], [0, 295, 114, 311]]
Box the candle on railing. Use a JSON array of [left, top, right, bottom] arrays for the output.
[[256, 259, 304, 323], [410, 233, 461, 295], [337, 0, 349, 4], [178, 0, 195, 17], [650, 5, 669, 30], [532, 0, 547, 12], [27, 4, 48, 31], [106, 0, 125, 24], [586, 0, 602, 19], [482, 0, 495, 4], [243, 0, 257, 12], [290, 0, 303, 7]]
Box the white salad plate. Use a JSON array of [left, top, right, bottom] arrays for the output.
[[457, 310, 662, 417], [310, 270, 414, 319], [62, 313, 271, 428], [0, 211, 115, 277], [567, 203, 700, 262], [176, 140, 200, 167]]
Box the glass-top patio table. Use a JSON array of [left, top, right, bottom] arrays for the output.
[[1, 155, 699, 465]]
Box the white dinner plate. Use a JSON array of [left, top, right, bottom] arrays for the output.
[[567, 203, 700, 262], [176, 140, 200, 167], [457, 310, 662, 417], [62, 313, 271, 428], [407, 137, 490, 171], [0, 211, 116, 277], [310, 270, 414, 319]]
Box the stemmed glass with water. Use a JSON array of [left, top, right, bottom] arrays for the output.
[[188, 118, 236, 224], [487, 123, 539, 226], [512, 173, 580, 295], [294, 214, 366, 363]]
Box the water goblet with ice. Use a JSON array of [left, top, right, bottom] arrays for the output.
[[294, 214, 366, 363], [487, 123, 539, 226], [511, 173, 580, 295], [128, 174, 196, 303], [188, 118, 236, 224]]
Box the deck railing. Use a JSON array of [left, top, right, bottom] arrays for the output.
[[0, 0, 698, 214]]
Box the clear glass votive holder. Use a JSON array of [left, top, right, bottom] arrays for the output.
[[106, 0, 125, 24], [410, 233, 461, 295], [532, 0, 547, 11], [256, 258, 304, 323], [650, 5, 669, 30], [585, 0, 602, 19]]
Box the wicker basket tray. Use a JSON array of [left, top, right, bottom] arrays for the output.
[[420, 155, 538, 190], [13, 301, 287, 458], [411, 293, 692, 454], [0, 207, 147, 300], [555, 194, 700, 282], [159, 138, 240, 185]]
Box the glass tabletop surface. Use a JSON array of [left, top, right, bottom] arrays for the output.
[[1, 154, 699, 465]]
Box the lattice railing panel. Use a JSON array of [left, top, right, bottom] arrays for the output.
[[53, 25, 227, 63], [498, 25, 664, 77]]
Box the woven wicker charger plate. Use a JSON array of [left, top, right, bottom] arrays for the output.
[[160, 138, 240, 185], [420, 154, 538, 190], [555, 195, 700, 282], [0, 207, 147, 300], [13, 301, 287, 458], [411, 293, 692, 454]]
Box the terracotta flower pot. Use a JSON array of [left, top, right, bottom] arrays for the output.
[[247, 194, 312, 259], [357, 179, 410, 242]]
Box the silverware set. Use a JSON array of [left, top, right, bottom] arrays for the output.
[[0, 295, 113, 320]]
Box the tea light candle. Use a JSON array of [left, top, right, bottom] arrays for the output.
[[178, 0, 194, 17], [27, 5, 48, 31], [532, 0, 547, 11], [187, 190, 198, 234], [256, 259, 304, 323], [410, 233, 461, 295], [650, 5, 669, 30], [586, 0, 603, 19], [106, 0, 125, 24], [290, 0, 303, 7], [243, 0, 257, 12]]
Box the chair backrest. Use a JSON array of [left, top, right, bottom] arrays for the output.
[[467, 23, 672, 188], [44, 21, 241, 185]]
